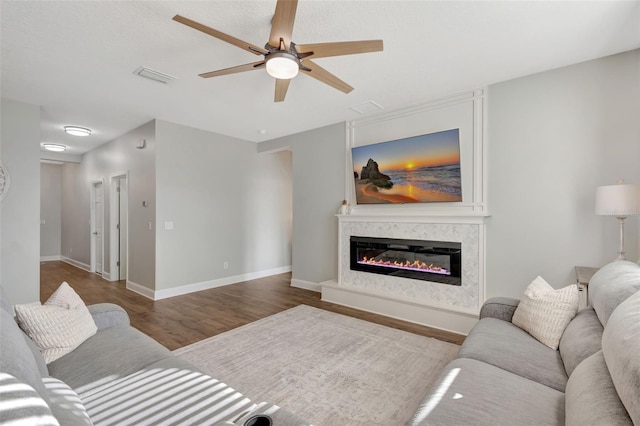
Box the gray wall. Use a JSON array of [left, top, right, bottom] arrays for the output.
[[1, 99, 41, 304], [61, 121, 156, 288], [60, 162, 84, 264], [258, 122, 346, 285], [486, 49, 640, 298], [256, 50, 639, 301], [40, 163, 62, 258], [155, 120, 292, 291]]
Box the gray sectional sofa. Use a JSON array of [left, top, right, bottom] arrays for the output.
[[410, 260, 640, 425], [0, 291, 307, 425]]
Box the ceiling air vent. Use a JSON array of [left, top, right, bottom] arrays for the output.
[[133, 66, 177, 84], [349, 100, 383, 115]]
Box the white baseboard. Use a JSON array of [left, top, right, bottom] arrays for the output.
[[60, 256, 91, 273], [291, 278, 322, 292], [321, 281, 476, 336], [153, 265, 293, 301], [126, 280, 155, 300], [102, 272, 111, 281], [40, 255, 61, 262]]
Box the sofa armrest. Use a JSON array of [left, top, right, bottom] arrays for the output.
[[88, 303, 130, 329], [479, 297, 520, 322]]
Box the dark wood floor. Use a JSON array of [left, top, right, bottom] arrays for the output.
[[40, 261, 465, 350]]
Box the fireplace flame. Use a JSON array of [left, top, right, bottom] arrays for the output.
[[359, 256, 450, 275]]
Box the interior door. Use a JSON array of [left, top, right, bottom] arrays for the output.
[[117, 177, 128, 280], [94, 182, 104, 275]]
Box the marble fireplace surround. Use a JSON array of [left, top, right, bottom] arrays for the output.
[[321, 214, 486, 334]]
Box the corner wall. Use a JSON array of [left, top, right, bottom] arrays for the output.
[[154, 120, 292, 297], [60, 121, 156, 289], [1, 99, 41, 304], [40, 163, 62, 259], [258, 122, 346, 288]]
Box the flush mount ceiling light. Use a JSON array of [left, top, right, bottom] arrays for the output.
[[265, 52, 300, 80], [42, 143, 66, 152], [64, 126, 92, 137]]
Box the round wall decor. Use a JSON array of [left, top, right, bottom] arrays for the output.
[[0, 162, 10, 202]]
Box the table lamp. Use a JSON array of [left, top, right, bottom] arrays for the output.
[[595, 181, 640, 261]]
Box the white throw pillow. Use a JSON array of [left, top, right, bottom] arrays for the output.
[[14, 282, 97, 363], [512, 276, 579, 350]]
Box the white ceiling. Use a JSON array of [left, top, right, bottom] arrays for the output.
[[2, 1, 639, 156]]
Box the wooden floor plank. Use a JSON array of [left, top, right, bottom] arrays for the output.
[[40, 261, 465, 350]]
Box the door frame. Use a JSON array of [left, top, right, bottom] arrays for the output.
[[90, 178, 105, 275], [109, 171, 129, 282]]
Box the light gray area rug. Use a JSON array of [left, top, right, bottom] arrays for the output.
[[173, 305, 459, 426]]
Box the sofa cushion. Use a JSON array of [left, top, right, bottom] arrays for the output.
[[408, 358, 565, 426], [565, 351, 632, 426], [458, 317, 567, 391], [589, 260, 640, 326], [43, 377, 93, 425], [602, 289, 640, 425], [47, 325, 173, 390], [14, 282, 97, 363], [512, 276, 579, 349], [79, 357, 257, 426], [558, 307, 603, 376], [0, 294, 50, 403], [0, 372, 59, 426]]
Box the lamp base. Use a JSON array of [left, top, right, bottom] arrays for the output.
[[615, 216, 627, 261]]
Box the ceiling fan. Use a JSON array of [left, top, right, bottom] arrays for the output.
[[173, 0, 383, 102]]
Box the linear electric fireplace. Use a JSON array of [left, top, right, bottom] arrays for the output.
[[350, 236, 461, 285]]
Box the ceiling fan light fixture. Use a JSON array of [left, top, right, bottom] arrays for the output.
[[266, 52, 299, 80], [42, 143, 67, 152], [64, 126, 92, 137]]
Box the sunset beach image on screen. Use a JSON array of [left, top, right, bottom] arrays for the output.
[[351, 129, 462, 204]]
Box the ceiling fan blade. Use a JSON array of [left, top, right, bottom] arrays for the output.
[[173, 15, 268, 55], [296, 40, 383, 60], [199, 61, 265, 78], [274, 78, 291, 102], [268, 0, 298, 49], [300, 60, 354, 94]]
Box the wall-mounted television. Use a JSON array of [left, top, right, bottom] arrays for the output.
[[351, 129, 462, 204]]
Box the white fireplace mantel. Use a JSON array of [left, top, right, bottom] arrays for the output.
[[336, 213, 488, 224], [321, 90, 488, 335]]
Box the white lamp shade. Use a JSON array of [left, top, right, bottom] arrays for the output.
[[595, 183, 640, 216]]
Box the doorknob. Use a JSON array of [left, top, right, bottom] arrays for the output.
[[93, 232, 98, 235]]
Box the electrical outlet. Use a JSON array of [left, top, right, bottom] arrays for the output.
[[223, 261, 229, 270]]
